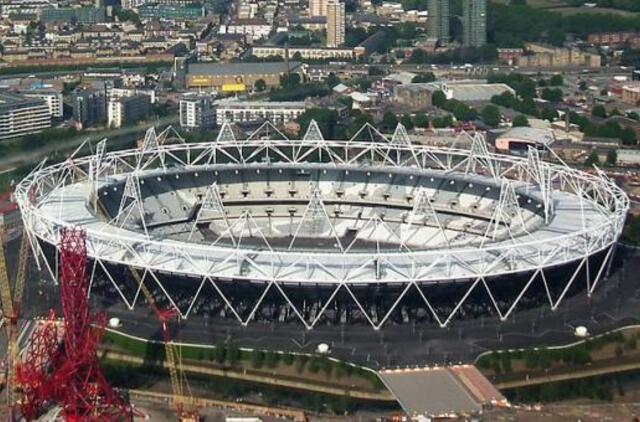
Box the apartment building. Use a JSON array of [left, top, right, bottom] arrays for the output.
[[0, 93, 51, 140], [179, 93, 217, 130], [215, 100, 307, 125], [107, 94, 150, 128], [326, 0, 345, 48]]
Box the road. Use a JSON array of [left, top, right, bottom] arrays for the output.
[[103, 349, 394, 401], [495, 359, 640, 390], [0, 115, 179, 173]]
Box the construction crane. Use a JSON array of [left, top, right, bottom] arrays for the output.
[[129, 268, 201, 422], [0, 230, 31, 419]]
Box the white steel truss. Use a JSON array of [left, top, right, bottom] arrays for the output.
[[14, 121, 629, 329]]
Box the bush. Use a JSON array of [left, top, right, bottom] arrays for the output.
[[251, 350, 266, 368], [265, 351, 280, 368], [282, 353, 295, 366]]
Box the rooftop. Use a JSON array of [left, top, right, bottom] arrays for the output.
[[498, 127, 556, 146], [188, 61, 302, 76], [0, 92, 46, 113]]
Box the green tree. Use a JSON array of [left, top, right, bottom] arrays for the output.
[[326, 72, 340, 88], [382, 111, 398, 129], [512, 114, 529, 127], [549, 74, 564, 86], [280, 73, 301, 88], [254, 79, 266, 92], [400, 114, 414, 130], [251, 350, 266, 368], [592, 105, 607, 119], [606, 149, 617, 166], [541, 88, 563, 103], [297, 108, 339, 139], [481, 105, 501, 127], [431, 90, 447, 107], [585, 150, 600, 167], [265, 351, 280, 368], [411, 72, 436, 83], [413, 113, 429, 128], [621, 127, 637, 145]]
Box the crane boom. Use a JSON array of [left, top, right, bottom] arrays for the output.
[[128, 267, 197, 420], [0, 228, 17, 415], [13, 233, 30, 310]]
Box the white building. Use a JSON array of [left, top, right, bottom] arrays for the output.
[[252, 45, 360, 60], [21, 90, 63, 119], [180, 93, 217, 130], [215, 100, 306, 125], [109, 87, 157, 104], [0, 93, 51, 140], [107, 94, 150, 129], [223, 19, 272, 41]]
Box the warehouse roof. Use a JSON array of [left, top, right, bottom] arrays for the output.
[[188, 62, 302, 76], [395, 81, 514, 102], [497, 127, 556, 146]]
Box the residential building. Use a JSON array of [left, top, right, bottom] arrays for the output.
[[0, 93, 51, 140], [326, 0, 345, 48], [223, 18, 272, 41], [41, 7, 106, 24], [72, 88, 107, 129], [186, 62, 303, 91], [309, 0, 328, 17], [516, 43, 601, 68], [622, 84, 640, 105], [427, 0, 449, 43], [138, 3, 204, 21], [462, 0, 486, 48], [107, 94, 150, 128], [19, 84, 63, 119], [180, 93, 217, 130], [215, 100, 306, 125], [252, 45, 362, 60]]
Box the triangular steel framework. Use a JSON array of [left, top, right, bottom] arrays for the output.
[[464, 133, 499, 180], [289, 186, 344, 252], [402, 188, 450, 248], [246, 121, 289, 141], [526, 146, 553, 223], [344, 213, 411, 253], [113, 173, 148, 237], [188, 183, 233, 243], [217, 121, 237, 143], [482, 179, 527, 244]]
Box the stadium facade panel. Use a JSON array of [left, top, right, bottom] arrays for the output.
[[15, 122, 628, 329]]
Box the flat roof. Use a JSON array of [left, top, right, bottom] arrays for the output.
[[0, 92, 46, 113], [188, 61, 302, 77]]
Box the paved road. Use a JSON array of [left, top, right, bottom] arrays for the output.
[[0, 115, 179, 173], [495, 359, 640, 389]]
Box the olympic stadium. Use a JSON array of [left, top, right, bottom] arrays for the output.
[[14, 121, 629, 333]]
